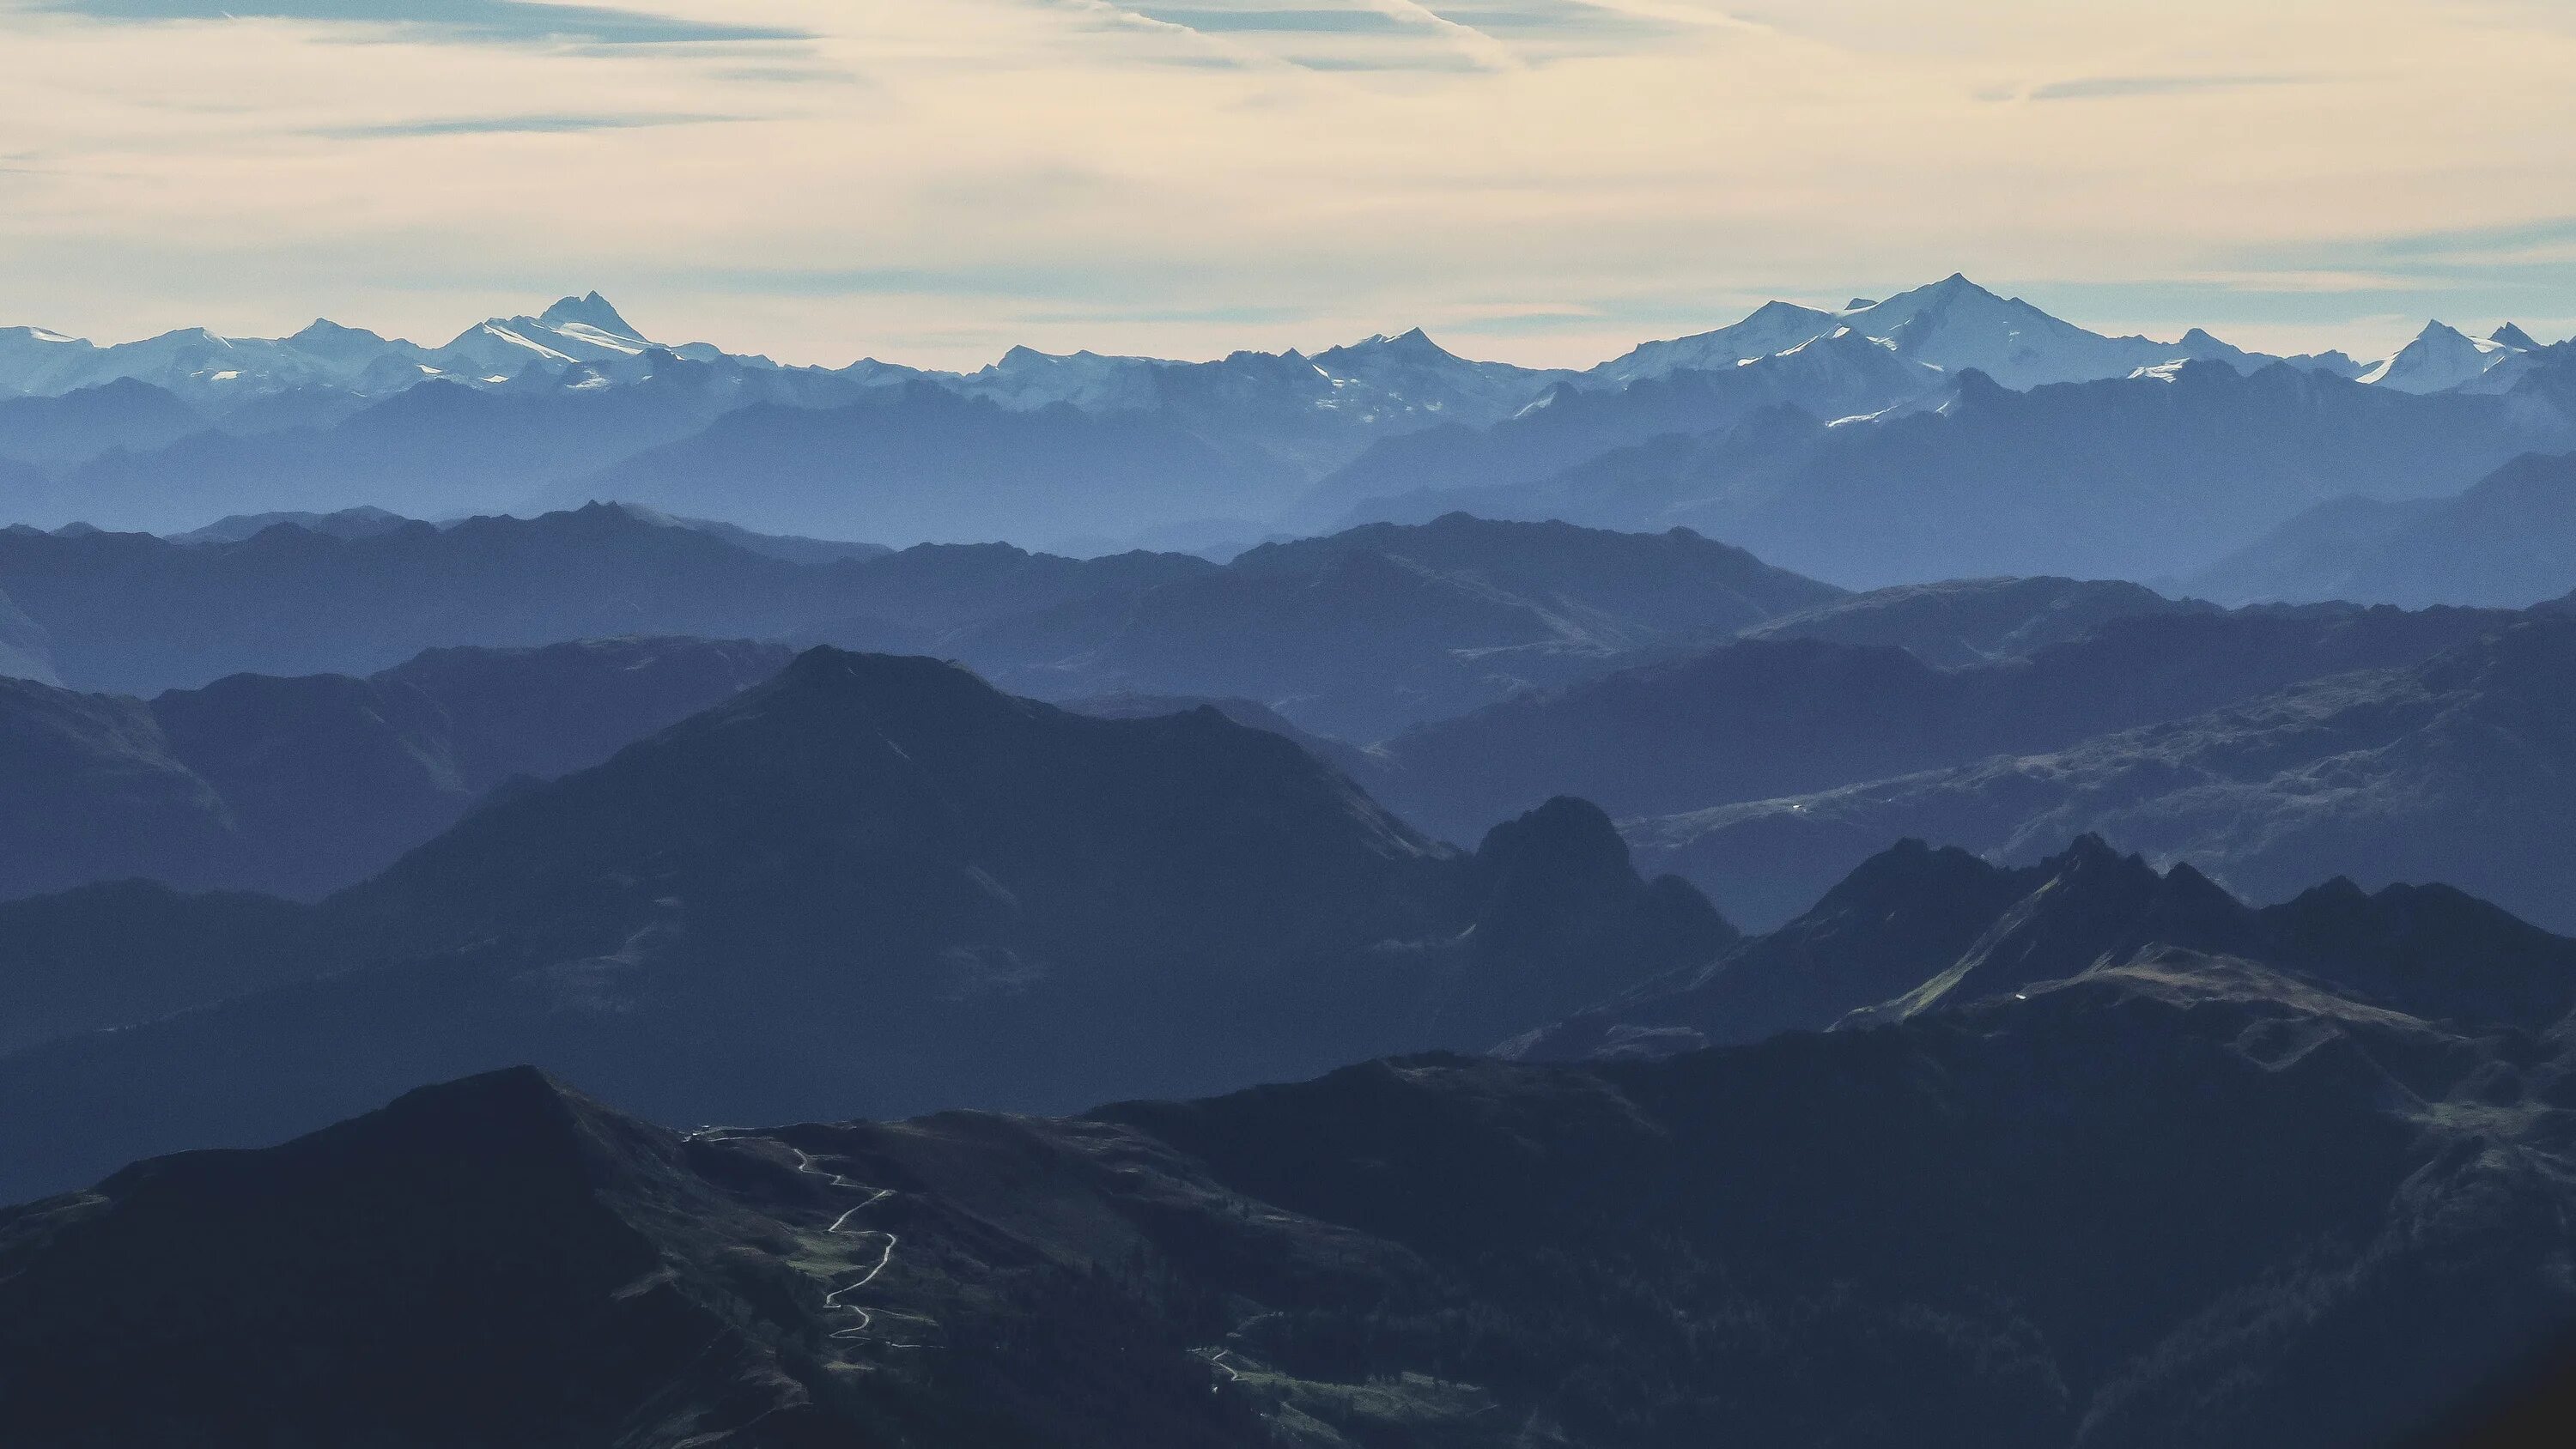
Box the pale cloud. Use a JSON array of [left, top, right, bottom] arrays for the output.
[[0, 0, 2572, 367], [31, 0, 808, 44], [2022, 74, 2300, 102]]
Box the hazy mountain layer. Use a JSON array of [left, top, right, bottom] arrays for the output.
[[0, 650, 1727, 1203], [1374, 600, 2514, 858], [0, 503, 1205, 694], [1334, 361, 2576, 588], [953, 512, 1844, 740], [1631, 617, 2576, 936], [2188, 452, 2576, 608]]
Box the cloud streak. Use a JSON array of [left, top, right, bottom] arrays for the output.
[[2025, 73, 2300, 101], [3, 0, 2573, 368], [38, 0, 808, 45], [307, 111, 743, 138]]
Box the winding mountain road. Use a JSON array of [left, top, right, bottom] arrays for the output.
[[688, 1128, 921, 1349]]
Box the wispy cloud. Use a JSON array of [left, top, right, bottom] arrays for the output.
[[1133, 7, 1408, 33], [8, 0, 2576, 368], [38, 0, 808, 45], [2025, 73, 2300, 102], [308, 111, 741, 138]]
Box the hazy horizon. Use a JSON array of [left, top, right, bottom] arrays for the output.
[[5, 0, 2574, 369], [9, 276, 2566, 378]]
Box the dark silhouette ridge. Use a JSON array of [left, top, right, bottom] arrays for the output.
[[0, 647, 1727, 1203]]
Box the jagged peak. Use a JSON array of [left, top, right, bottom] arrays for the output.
[[535, 291, 642, 338], [1324, 326, 1458, 361]]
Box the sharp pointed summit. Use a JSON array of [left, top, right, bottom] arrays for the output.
[[536, 291, 641, 340], [2360, 318, 2524, 393]]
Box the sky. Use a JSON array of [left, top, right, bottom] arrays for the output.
[[2, 0, 2573, 369]]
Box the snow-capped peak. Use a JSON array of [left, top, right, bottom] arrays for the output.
[[537, 292, 643, 341], [2358, 319, 2524, 393]]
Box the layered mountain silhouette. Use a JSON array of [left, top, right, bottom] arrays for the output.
[[0, 377, 210, 467], [0, 636, 792, 906], [10, 286, 2565, 590], [1508, 833, 2576, 1060], [0, 649, 1728, 1203], [0, 506, 1842, 733], [575, 382, 1305, 550], [1634, 616, 2576, 937], [9, 852, 2576, 1446], [1373, 598, 2515, 870], [0, 503, 1206, 694], [0, 580, 54, 683], [2188, 452, 2576, 608], [1738, 574, 2213, 668], [1292, 327, 1947, 529], [952, 512, 1844, 739], [1333, 361, 2576, 587]]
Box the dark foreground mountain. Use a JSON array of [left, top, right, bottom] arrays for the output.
[[953, 512, 1844, 739], [9, 884, 2576, 1447], [1637, 617, 2576, 935], [0, 649, 1726, 1203], [0, 637, 790, 905], [1374, 599, 2513, 858], [1508, 833, 2576, 1061]]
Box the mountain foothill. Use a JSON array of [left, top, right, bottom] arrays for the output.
[[7, 280, 2576, 1446]]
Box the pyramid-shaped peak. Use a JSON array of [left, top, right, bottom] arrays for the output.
[[538, 292, 642, 338], [2490, 323, 2541, 350], [1356, 326, 1449, 354]]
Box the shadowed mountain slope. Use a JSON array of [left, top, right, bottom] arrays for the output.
[[1374, 600, 2513, 852], [1637, 617, 2576, 934], [1741, 575, 2213, 667], [0, 636, 792, 905], [0, 503, 1206, 694], [1507, 834, 2576, 1063], [952, 512, 1844, 740], [2188, 452, 2576, 609], [0, 649, 1728, 1203], [11, 906, 2576, 1448], [1337, 361, 2576, 588]]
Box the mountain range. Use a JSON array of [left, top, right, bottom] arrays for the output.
[[0, 648, 1727, 1203], [0, 636, 789, 907], [0, 501, 1204, 694], [951, 512, 1844, 739], [9, 279, 2564, 573], [1322, 361, 2576, 587], [0, 506, 1848, 735], [9, 833, 2576, 1446], [1370, 594, 2518, 883], [1629, 615, 2576, 938], [2186, 452, 2576, 607], [1506, 832, 2576, 1059]]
